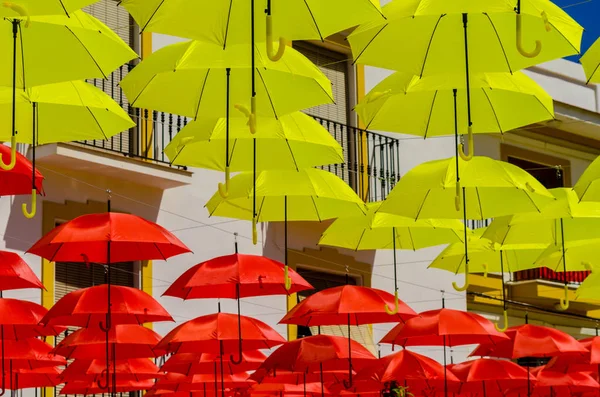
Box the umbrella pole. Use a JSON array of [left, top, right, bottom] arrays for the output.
[[218, 68, 231, 198], [230, 284, 243, 364], [0, 327, 4, 396], [385, 228, 399, 314], [214, 362, 218, 397], [283, 196, 291, 291], [453, 88, 460, 211], [347, 313, 352, 387], [453, 187, 469, 292], [1, 19, 20, 171], [23, 102, 37, 218], [559, 219, 569, 309], [458, 13, 474, 161], [219, 341, 225, 397], [495, 252, 508, 331], [320, 363, 324, 397], [250, 0, 258, 245], [303, 373, 306, 397]]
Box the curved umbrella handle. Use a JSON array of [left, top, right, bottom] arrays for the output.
[[283, 265, 292, 291], [234, 102, 256, 135], [266, 15, 286, 62], [482, 263, 488, 278], [229, 339, 243, 365], [99, 314, 112, 332], [21, 188, 36, 218], [559, 284, 569, 310], [516, 13, 541, 58], [455, 183, 461, 211], [252, 218, 258, 245], [458, 126, 474, 161], [2, 2, 30, 26], [541, 11, 552, 32], [0, 137, 17, 171], [494, 310, 509, 332], [96, 369, 109, 390], [218, 167, 230, 198], [453, 262, 470, 292], [384, 290, 399, 315]]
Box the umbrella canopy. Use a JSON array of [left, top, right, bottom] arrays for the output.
[[155, 313, 285, 355], [0, 0, 96, 17], [250, 335, 376, 379], [574, 152, 600, 201], [0, 338, 66, 369], [161, 351, 266, 375], [0, 11, 137, 88], [248, 382, 333, 396], [450, 358, 534, 395], [164, 113, 344, 171], [355, 71, 554, 136], [251, 370, 350, 385], [52, 324, 164, 359], [164, 254, 313, 299], [527, 368, 599, 396], [0, 298, 65, 338], [60, 358, 164, 382], [581, 38, 600, 84], [40, 284, 173, 327], [378, 156, 554, 220], [0, 251, 44, 291], [279, 285, 417, 326], [120, 40, 333, 120], [61, 378, 154, 394], [380, 308, 510, 348], [206, 168, 367, 222], [0, 80, 135, 144], [470, 324, 587, 359], [0, 146, 43, 197], [120, 0, 383, 46], [2, 367, 61, 390], [347, 0, 582, 74], [28, 212, 191, 264], [356, 349, 460, 390], [319, 202, 468, 251], [153, 372, 254, 392]]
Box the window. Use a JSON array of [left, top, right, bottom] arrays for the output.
[[295, 269, 376, 355]]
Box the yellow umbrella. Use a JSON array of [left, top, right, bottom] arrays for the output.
[[429, 233, 543, 330], [164, 112, 343, 195], [0, 6, 137, 171], [206, 167, 367, 281], [348, 0, 582, 160], [319, 201, 467, 313], [575, 262, 600, 301], [573, 155, 600, 202], [581, 37, 600, 84], [483, 188, 600, 309], [0, 0, 96, 17], [120, 40, 333, 120], [120, 0, 383, 61], [0, 80, 135, 218]]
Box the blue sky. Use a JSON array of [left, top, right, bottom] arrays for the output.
[[554, 0, 598, 62]]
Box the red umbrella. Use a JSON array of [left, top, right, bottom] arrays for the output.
[[470, 324, 587, 359], [251, 369, 349, 385], [280, 285, 416, 386], [0, 144, 44, 219], [164, 253, 312, 299], [280, 286, 416, 326], [4, 367, 61, 389], [52, 324, 163, 359], [0, 338, 66, 369], [0, 251, 44, 291], [40, 284, 173, 327], [60, 358, 164, 382], [450, 358, 535, 396], [250, 335, 376, 382], [355, 349, 460, 393], [527, 368, 599, 396], [60, 378, 154, 395], [0, 298, 66, 338], [154, 372, 254, 392], [161, 351, 266, 375], [381, 308, 509, 348], [155, 313, 285, 355], [248, 382, 333, 395]]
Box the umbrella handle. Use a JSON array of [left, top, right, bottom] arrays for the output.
[[283, 265, 292, 291], [99, 313, 112, 332], [234, 103, 256, 134], [455, 183, 461, 211], [559, 285, 569, 310], [0, 137, 16, 171], [252, 217, 258, 245], [21, 188, 36, 218], [2, 2, 30, 26], [494, 309, 509, 332], [266, 15, 286, 62], [482, 263, 488, 278], [458, 126, 474, 161], [96, 369, 109, 390], [516, 13, 542, 58], [218, 167, 230, 198], [452, 262, 470, 292], [384, 290, 399, 315]]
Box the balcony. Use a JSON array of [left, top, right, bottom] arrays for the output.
[[66, 65, 402, 201], [514, 268, 591, 285]]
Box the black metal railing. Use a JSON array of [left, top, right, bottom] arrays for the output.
[[76, 65, 403, 200]]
